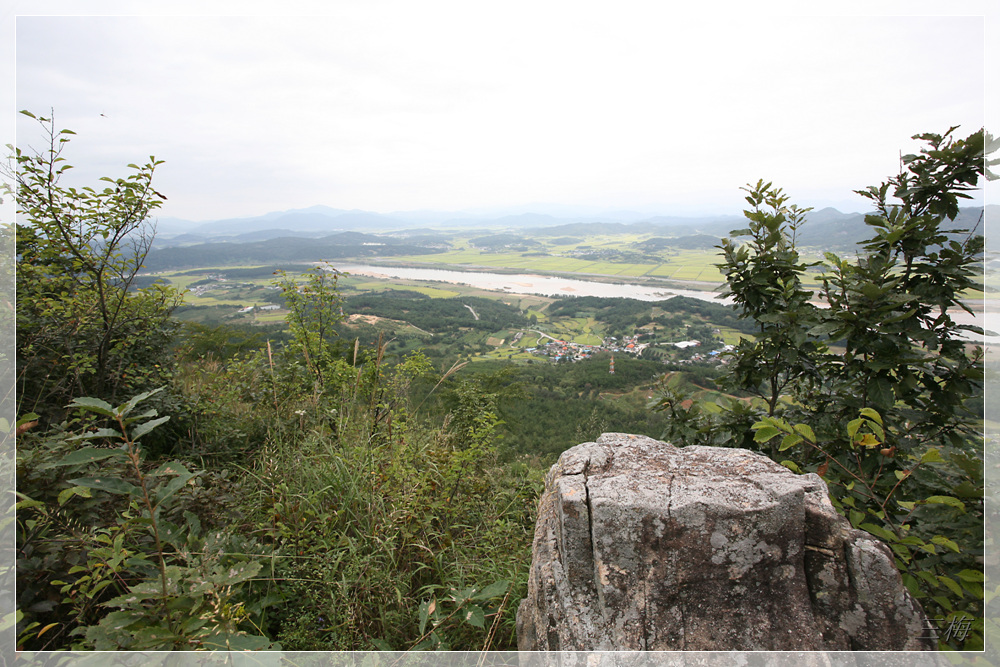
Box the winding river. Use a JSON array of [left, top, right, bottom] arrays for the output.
[[333, 263, 733, 304]]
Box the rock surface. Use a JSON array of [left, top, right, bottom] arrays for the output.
[[516, 433, 935, 651]]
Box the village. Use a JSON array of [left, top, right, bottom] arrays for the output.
[[524, 331, 734, 366]]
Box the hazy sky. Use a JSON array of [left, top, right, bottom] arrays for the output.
[[6, 1, 997, 222]]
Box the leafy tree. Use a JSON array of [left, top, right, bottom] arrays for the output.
[[273, 263, 346, 391], [654, 127, 994, 648], [716, 181, 823, 428], [11, 111, 181, 419]]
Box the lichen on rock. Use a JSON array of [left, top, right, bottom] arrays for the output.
[[516, 433, 936, 651]]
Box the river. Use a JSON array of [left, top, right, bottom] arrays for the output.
[[331, 263, 997, 344], [333, 263, 734, 304]]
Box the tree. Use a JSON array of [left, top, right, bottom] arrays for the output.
[[11, 111, 181, 419], [715, 181, 824, 429], [653, 127, 995, 648], [273, 263, 346, 392]]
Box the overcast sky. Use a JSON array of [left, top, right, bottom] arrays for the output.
[[5, 1, 997, 223]]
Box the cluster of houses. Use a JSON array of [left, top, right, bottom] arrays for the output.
[[526, 332, 736, 366], [674, 343, 736, 364], [236, 304, 281, 314], [526, 334, 650, 362]]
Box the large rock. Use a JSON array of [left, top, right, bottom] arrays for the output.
[[516, 433, 935, 651]]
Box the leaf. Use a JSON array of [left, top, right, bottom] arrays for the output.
[[859, 523, 898, 542], [418, 600, 431, 636], [69, 476, 140, 497], [115, 387, 165, 418], [36, 622, 59, 639], [471, 580, 509, 601], [778, 433, 802, 451], [868, 377, 894, 409], [930, 535, 961, 553], [919, 449, 945, 463], [901, 574, 921, 598], [154, 471, 198, 507], [937, 576, 965, 598], [779, 460, 802, 473], [867, 422, 884, 441], [148, 460, 189, 477], [957, 569, 985, 582], [857, 433, 881, 448], [753, 425, 781, 443], [931, 595, 953, 611], [54, 447, 127, 466], [847, 418, 863, 440], [916, 570, 940, 588], [65, 428, 121, 442], [702, 401, 722, 414], [463, 604, 485, 628], [453, 586, 477, 603], [792, 423, 816, 442], [214, 561, 262, 586], [952, 481, 981, 499], [858, 407, 883, 425], [807, 321, 842, 337], [58, 486, 93, 506], [131, 416, 170, 440], [925, 496, 966, 512], [67, 397, 115, 417], [960, 580, 984, 600]]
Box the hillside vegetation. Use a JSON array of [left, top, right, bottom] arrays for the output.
[[10, 111, 993, 651]]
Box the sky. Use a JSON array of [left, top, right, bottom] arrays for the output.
[[4, 1, 998, 223]]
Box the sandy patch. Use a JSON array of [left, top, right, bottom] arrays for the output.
[[347, 314, 384, 325], [561, 286, 577, 292]]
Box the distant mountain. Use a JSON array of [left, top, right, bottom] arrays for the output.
[[530, 222, 636, 237], [148, 203, 994, 255], [641, 214, 745, 235], [155, 206, 762, 238], [144, 231, 445, 270], [184, 209, 410, 236], [151, 229, 330, 248], [794, 206, 990, 250]]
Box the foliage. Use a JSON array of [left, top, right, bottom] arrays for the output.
[[174, 321, 274, 362], [273, 263, 346, 392], [716, 181, 824, 422], [545, 294, 755, 339], [12, 111, 182, 420], [16, 108, 994, 653], [345, 292, 528, 334], [653, 127, 991, 649], [15, 390, 275, 650]]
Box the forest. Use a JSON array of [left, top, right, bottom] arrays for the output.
[[9, 111, 995, 652]]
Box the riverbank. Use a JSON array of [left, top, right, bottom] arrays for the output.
[[329, 261, 996, 344]]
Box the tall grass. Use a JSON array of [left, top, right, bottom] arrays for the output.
[[211, 337, 542, 650]]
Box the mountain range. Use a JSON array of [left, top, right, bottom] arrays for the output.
[[143, 204, 997, 272]]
